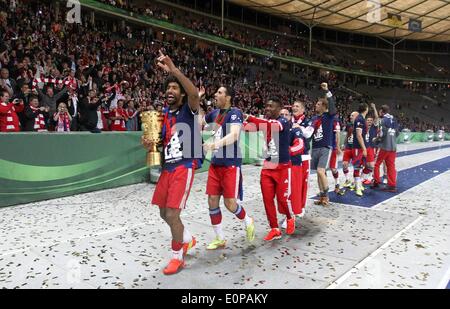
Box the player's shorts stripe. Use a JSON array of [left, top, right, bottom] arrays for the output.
[[180, 168, 193, 209], [287, 167, 293, 216], [234, 167, 240, 200]]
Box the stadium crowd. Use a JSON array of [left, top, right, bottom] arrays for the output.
[[0, 0, 448, 133]]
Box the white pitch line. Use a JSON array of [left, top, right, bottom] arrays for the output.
[[437, 266, 450, 289], [372, 167, 450, 210], [326, 215, 424, 289]]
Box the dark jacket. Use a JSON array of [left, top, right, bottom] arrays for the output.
[[79, 98, 103, 130], [23, 105, 48, 132], [37, 86, 68, 115]]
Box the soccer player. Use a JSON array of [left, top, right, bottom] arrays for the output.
[[329, 115, 342, 193], [244, 97, 294, 240], [352, 103, 369, 197], [203, 86, 255, 250], [280, 108, 306, 231], [142, 51, 202, 275], [372, 105, 399, 192], [291, 101, 314, 215], [362, 103, 379, 185], [289, 126, 307, 224], [311, 83, 337, 206], [342, 112, 358, 188]]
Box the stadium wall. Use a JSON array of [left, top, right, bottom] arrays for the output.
[[0, 132, 448, 208], [0, 132, 264, 208]]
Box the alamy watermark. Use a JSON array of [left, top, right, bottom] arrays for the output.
[[366, 0, 381, 23], [66, 0, 81, 24]]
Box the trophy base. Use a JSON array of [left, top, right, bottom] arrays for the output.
[[147, 152, 162, 167]]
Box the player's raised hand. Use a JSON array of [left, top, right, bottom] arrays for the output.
[[198, 85, 206, 99], [156, 50, 177, 74]]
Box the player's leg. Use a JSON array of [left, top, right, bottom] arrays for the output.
[[384, 151, 397, 191], [276, 167, 295, 234], [342, 149, 353, 188], [329, 150, 339, 192], [163, 208, 185, 275], [373, 149, 387, 188], [316, 148, 331, 205], [363, 148, 375, 185], [261, 169, 281, 241], [206, 165, 226, 249], [301, 160, 310, 214], [162, 167, 196, 275], [222, 166, 255, 242], [352, 149, 364, 197]]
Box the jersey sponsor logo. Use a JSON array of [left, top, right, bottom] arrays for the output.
[[165, 132, 183, 163], [347, 134, 354, 144], [314, 125, 323, 141], [388, 128, 396, 136], [212, 127, 223, 154], [267, 139, 279, 158]]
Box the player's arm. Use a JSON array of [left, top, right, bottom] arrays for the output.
[[321, 83, 336, 115], [245, 115, 283, 132], [204, 124, 241, 152], [290, 136, 305, 156], [356, 128, 367, 156], [298, 123, 314, 139], [336, 127, 342, 155], [371, 102, 380, 125], [157, 50, 199, 112]]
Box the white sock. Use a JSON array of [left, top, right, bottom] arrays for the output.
[[183, 228, 192, 244], [281, 217, 287, 229], [172, 249, 183, 261], [243, 214, 253, 227], [344, 173, 349, 181], [213, 224, 225, 240], [355, 177, 361, 189]]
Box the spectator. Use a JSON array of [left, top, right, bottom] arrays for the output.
[[37, 85, 68, 116], [0, 89, 24, 132], [53, 102, 72, 132], [79, 90, 103, 133], [96, 103, 110, 132], [23, 95, 49, 132], [67, 91, 80, 131], [126, 100, 140, 131], [0, 68, 16, 97], [110, 99, 128, 131]]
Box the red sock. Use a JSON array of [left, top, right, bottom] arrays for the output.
[[209, 207, 222, 225], [171, 240, 183, 251], [234, 205, 246, 220]]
